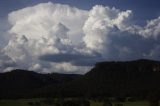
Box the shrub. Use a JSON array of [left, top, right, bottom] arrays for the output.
[[103, 101, 112, 106], [114, 103, 123, 106], [149, 101, 159, 106], [28, 102, 34, 105]]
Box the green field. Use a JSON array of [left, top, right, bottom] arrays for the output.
[[92, 101, 150, 106], [0, 99, 44, 106], [0, 98, 153, 106], [0, 99, 31, 106]]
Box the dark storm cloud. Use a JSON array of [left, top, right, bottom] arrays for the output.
[[39, 53, 103, 66], [40, 53, 89, 62], [2, 62, 17, 68], [71, 57, 105, 66], [102, 31, 160, 61], [0, 54, 17, 71], [39, 53, 99, 62]]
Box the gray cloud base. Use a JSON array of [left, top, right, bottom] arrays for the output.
[[39, 53, 103, 66]]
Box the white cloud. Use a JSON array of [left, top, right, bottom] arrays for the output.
[[127, 17, 160, 38], [83, 5, 160, 61], [1, 2, 160, 74], [83, 5, 132, 52], [2, 2, 89, 74], [8, 2, 88, 41]]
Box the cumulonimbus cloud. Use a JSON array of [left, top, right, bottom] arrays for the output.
[[1, 2, 160, 74]]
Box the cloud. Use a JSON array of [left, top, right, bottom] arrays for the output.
[[83, 5, 132, 52], [71, 57, 105, 66], [83, 5, 160, 61], [8, 2, 88, 41], [0, 52, 16, 72], [2, 2, 90, 74], [39, 52, 102, 66], [1, 2, 160, 74], [127, 17, 160, 39], [0, 18, 11, 49], [39, 53, 94, 63]]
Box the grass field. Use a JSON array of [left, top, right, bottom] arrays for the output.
[[91, 101, 150, 106], [0, 99, 31, 106], [0, 99, 152, 106]]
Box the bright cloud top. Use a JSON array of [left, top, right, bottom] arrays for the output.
[[1, 2, 160, 74]]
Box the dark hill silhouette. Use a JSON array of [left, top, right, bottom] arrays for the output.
[[79, 59, 160, 97], [0, 69, 82, 98], [40, 59, 160, 98], [1, 59, 160, 99]]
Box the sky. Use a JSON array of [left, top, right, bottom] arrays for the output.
[[0, 0, 160, 74]]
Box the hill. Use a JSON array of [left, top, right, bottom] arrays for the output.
[[0, 69, 82, 98], [40, 59, 160, 98], [1, 59, 160, 99]]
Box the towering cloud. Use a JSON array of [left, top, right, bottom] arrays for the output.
[[3, 2, 90, 74], [83, 5, 132, 53], [83, 5, 160, 60], [1, 2, 160, 74]]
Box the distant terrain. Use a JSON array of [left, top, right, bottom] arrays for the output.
[[1, 59, 160, 100], [0, 69, 81, 99]]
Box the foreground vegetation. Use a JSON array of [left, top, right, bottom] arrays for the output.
[[0, 98, 158, 106]]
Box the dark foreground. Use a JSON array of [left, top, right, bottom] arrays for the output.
[[0, 98, 157, 106], [1, 59, 160, 104]]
